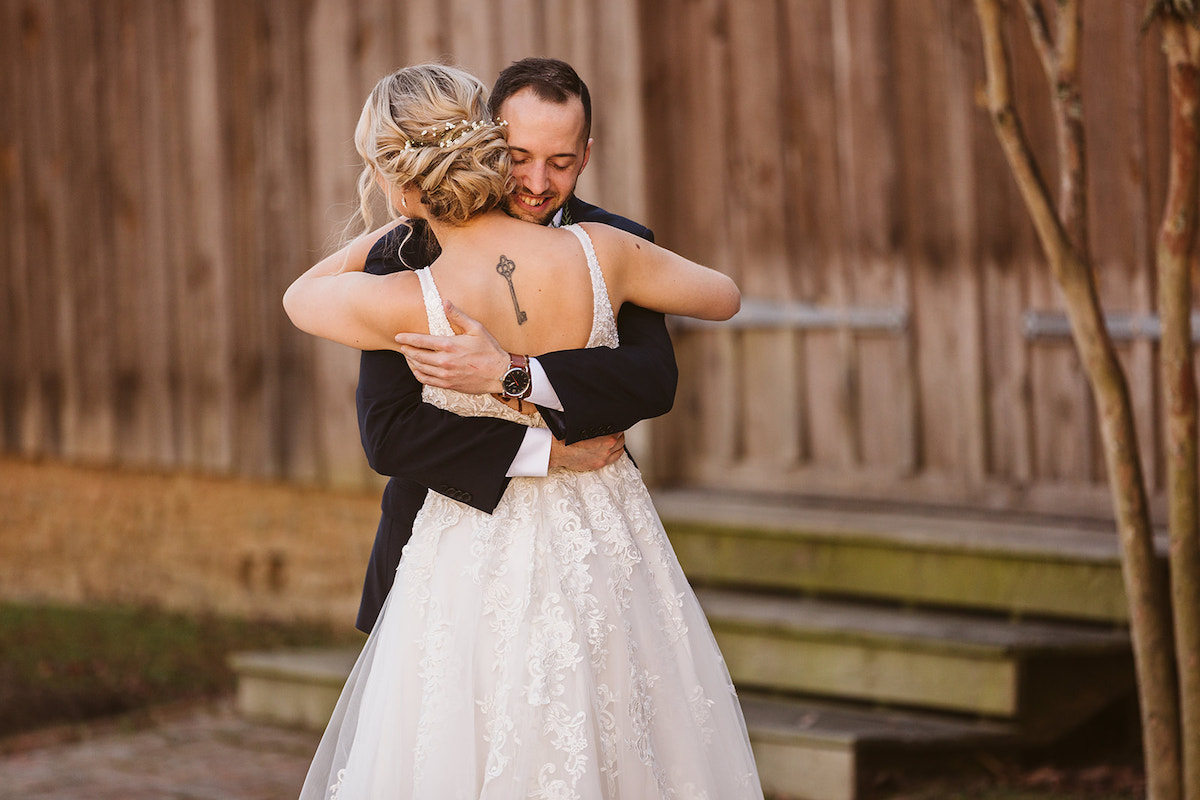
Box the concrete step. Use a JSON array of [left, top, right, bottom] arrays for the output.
[[654, 489, 1157, 622], [740, 692, 1016, 800], [698, 587, 1133, 730]]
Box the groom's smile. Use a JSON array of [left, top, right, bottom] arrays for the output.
[[512, 191, 552, 215]]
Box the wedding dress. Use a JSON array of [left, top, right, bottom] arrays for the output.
[[300, 225, 764, 800]]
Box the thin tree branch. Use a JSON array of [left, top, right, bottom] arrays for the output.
[[1020, 0, 1057, 79], [977, 0, 1073, 267], [1144, 0, 1200, 33], [1058, 0, 1082, 79], [1048, 0, 1088, 256], [1016, 0, 1088, 255]]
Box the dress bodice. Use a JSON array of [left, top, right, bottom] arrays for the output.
[[415, 224, 618, 425]]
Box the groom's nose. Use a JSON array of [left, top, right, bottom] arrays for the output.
[[521, 162, 549, 195]]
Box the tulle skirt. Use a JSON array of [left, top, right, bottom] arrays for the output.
[[300, 456, 763, 800]]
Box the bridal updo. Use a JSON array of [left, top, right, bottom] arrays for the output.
[[354, 64, 512, 229]]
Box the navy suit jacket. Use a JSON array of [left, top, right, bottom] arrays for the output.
[[354, 197, 674, 632]]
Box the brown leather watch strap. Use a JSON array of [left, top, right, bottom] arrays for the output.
[[500, 353, 533, 400]]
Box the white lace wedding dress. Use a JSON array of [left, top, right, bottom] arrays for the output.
[[299, 225, 764, 800]]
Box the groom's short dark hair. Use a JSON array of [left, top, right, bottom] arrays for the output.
[[489, 57, 592, 142]]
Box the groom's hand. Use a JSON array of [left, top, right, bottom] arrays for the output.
[[549, 432, 626, 472], [396, 301, 510, 394]]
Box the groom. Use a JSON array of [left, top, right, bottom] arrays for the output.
[[353, 58, 674, 633]]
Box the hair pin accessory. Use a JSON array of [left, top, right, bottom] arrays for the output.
[[402, 118, 507, 152]]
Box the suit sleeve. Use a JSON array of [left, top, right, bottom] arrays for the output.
[[535, 303, 677, 444], [355, 227, 526, 514]]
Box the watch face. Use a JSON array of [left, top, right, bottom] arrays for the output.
[[502, 367, 530, 397]]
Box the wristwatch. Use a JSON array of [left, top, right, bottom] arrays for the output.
[[500, 353, 533, 400]]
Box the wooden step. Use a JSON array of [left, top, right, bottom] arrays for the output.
[[740, 692, 1016, 800], [698, 588, 1133, 729], [655, 489, 1153, 622]]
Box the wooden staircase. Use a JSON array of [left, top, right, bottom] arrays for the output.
[[230, 490, 1144, 800], [654, 489, 1141, 800]]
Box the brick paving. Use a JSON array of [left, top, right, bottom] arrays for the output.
[[0, 700, 322, 800]]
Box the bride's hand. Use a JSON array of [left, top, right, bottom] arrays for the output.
[[549, 432, 626, 472]]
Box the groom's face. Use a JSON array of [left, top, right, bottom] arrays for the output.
[[498, 88, 592, 226]]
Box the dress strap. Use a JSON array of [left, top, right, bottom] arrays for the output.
[[415, 268, 454, 336], [561, 224, 618, 348]]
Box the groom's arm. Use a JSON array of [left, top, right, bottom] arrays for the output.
[[357, 349, 526, 513], [398, 301, 677, 447], [534, 303, 676, 444], [358, 348, 625, 508]]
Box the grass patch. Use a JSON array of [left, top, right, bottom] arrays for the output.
[[0, 602, 361, 739]]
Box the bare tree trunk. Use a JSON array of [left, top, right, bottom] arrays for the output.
[[1153, 12, 1200, 798], [974, 2, 1182, 797]]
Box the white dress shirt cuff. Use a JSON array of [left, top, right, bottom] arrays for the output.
[[526, 357, 563, 411], [507, 426, 552, 477]]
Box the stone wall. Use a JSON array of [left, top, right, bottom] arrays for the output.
[[0, 458, 383, 626]]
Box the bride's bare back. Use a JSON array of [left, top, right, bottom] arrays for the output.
[[423, 218, 600, 357]]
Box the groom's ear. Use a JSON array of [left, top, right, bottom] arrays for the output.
[[577, 138, 593, 176]]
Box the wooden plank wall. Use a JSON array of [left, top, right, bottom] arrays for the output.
[[641, 0, 1173, 518], [0, 0, 1180, 519], [0, 0, 647, 488]]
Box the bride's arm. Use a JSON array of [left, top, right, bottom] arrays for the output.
[[283, 219, 426, 350], [583, 223, 740, 322]]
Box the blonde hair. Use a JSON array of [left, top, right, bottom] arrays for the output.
[[353, 64, 512, 231]]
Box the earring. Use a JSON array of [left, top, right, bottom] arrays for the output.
[[401, 193, 408, 210]]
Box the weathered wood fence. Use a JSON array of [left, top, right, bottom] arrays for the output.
[[643, 0, 1175, 518], [0, 0, 1183, 518], [0, 0, 647, 488]]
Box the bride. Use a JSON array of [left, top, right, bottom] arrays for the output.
[[284, 63, 763, 800]]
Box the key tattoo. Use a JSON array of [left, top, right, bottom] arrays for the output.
[[495, 255, 527, 325]]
